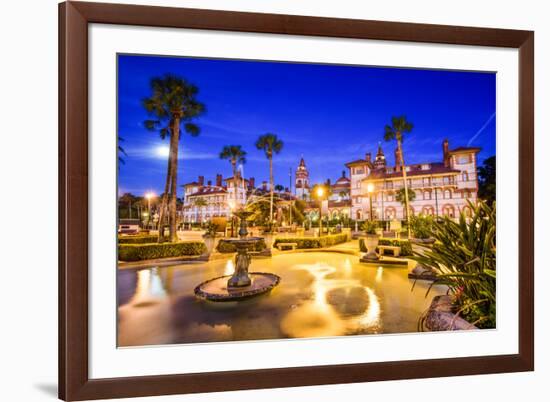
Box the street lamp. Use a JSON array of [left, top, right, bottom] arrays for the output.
[[316, 186, 325, 237], [367, 182, 374, 222], [145, 192, 155, 229]]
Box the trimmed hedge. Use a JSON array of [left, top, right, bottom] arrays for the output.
[[118, 241, 206, 262], [359, 237, 413, 256], [216, 239, 267, 253], [118, 234, 159, 244], [273, 233, 348, 249]]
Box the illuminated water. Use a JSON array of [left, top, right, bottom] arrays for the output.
[[117, 252, 445, 347]]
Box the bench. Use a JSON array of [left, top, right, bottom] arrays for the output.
[[277, 242, 298, 251], [378, 245, 401, 257]]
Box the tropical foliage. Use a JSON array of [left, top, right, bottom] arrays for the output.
[[410, 214, 434, 239], [478, 155, 496, 204], [118, 136, 127, 166], [411, 201, 496, 328], [142, 74, 205, 242], [361, 220, 378, 235], [395, 187, 417, 206]]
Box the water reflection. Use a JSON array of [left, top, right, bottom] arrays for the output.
[[280, 260, 381, 338], [117, 252, 445, 346]]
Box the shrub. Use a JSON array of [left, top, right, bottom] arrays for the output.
[[272, 233, 348, 249], [359, 238, 413, 256], [411, 201, 496, 329], [216, 239, 267, 253], [118, 241, 206, 261], [118, 234, 159, 244], [410, 215, 434, 239]]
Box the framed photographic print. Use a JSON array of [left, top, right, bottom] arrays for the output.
[[59, 1, 534, 400]]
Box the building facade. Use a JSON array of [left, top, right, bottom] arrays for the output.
[[181, 174, 251, 223], [346, 139, 479, 221]]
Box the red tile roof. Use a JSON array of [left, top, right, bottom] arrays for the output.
[[449, 146, 481, 154], [345, 159, 371, 167], [368, 163, 460, 180]]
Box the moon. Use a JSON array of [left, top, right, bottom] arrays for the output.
[[155, 146, 170, 157]]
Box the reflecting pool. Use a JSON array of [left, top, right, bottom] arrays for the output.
[[117, 252, 445, 347]]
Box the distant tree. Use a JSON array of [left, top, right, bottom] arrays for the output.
[[142, 74, 205, 242], [274, 184, 285, 192], [478, 156, 496, 204], [255, 133, 284, 225], [119, 193, 137, 219]]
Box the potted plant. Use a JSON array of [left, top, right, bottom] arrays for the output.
[[202, 221, 217, 255], [361, 220, 380, 260]]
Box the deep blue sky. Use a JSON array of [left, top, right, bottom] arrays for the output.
[[118, 54, 496, 196]]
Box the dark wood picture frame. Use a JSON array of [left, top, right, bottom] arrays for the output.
[[59, 1, 534, 400]]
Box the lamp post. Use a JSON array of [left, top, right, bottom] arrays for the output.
[[316, 186, 325, 237], [367, 182, 374, 222], [145, 192, 155, 229]]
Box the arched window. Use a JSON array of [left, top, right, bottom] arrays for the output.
[[462, 171, 469, 181], [297, 179, 302, 187], [385, 207, 396, 220], [444, 189, 452, 199], [422, 206, 435, 216], [442, 204, 455, 218], [356, 210, 363, 220], [423, 191, 431, 200], [462, 206, 472, 217]]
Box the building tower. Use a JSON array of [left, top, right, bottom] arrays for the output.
[[374, 143, 387, 170], [295, 157, 310, 200]]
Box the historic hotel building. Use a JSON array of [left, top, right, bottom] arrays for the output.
[[181, 174, 253, 223], [346, 140, 479, 221]]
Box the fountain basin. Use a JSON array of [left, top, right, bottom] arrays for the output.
[[194, 272, 281, 302]]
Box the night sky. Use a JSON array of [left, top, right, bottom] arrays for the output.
[[118, 54, 496, 196]]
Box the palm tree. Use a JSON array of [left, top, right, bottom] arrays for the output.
[[118, 136, 127, 167], [142, 74, 205, 242], [255, 133, 284, 226], [384, 116, 414, 237], [193, 197, 208, 223], [395, 187, 417, 218], [219, 145, 247, 208]]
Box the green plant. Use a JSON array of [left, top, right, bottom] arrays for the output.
[[216, 239, 267, 253], [361, 220, 378, 235], [411, 201, 496, 328], [118, 234, 159, 244], [203, 221, 217, 237], [118, 241, 207, 261], [359, 238, 413, 256], [410, 215, 434, 239], [272, 233, 348, 249]]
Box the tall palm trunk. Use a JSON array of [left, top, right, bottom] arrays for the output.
[[398, 138, 411, 238], [269, 155, 274, 225], [168, 116, 181, 242], [157, 126, 176, 243]]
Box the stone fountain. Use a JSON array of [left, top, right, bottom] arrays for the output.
[[194, 209, 281, 302]]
